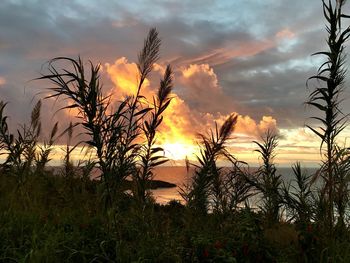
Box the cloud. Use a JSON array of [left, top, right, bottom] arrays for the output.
[[104, 57, 279, 149], [0, 0, 328, 134], [105, 57, 144, 97], [0, 0, 339, 166], [177, 64, 233, 113], [0, 77, 6, 85], [105, 58, 197, 145], [235, 115, 278, 137], [276, 28, 296, 40], [176, 39, 275, 67]]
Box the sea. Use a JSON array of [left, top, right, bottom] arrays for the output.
[[152, 166, 319, 204], [49, 165, 319, 205]]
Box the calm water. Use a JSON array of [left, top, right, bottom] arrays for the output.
[[152, 166, 318, 204], [49, 166, 319, 205], [152, 166, 190, 204]]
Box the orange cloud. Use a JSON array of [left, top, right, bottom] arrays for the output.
[[276, 28, 296, 39], [105, 58, 195, 142], [105, 57, 150, 98], [103, 57, 280, 161], [234, 115, 278, 137], [0, 77, 6, 85], [54, 57, 280, 162], [201, 113, 278, 138]]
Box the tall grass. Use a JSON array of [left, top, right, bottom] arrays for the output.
[[39, 28, 172, 207], [306, 0, 350, 234], [248, 131, 282, 224], [282, 162, 313, 228], [1, 0, 350, 260], [181, 114, 238, 214], [133, 65, 173, 203], [0, 100, 58, 181], [332, 146, 350, 232], [182, 114, 252, 214]]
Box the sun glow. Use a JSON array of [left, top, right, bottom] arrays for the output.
[[162, 142, 197, 161]]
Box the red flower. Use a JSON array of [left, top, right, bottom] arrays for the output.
[[242, 243, 249, 256], [40, 214, 48, 223], [232, 249, 237, 257], [214, 240, 223, 250], [79, 223, 88, 230], [307, 224, 312, 233], [203, 248, 209, 258]]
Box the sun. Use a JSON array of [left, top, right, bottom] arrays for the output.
[[162, 142, 197, 161]]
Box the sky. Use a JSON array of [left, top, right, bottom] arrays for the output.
[[1, 0, 350, 167]]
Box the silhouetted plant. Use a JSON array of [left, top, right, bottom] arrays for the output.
[[133, 65, 173, 203], [39, 28, 172, 207], [39, 55, 117, 205], [59, 122, 77, 179], [306, 0, 350, 233], [112, 28, 163, 199], [282, 162, 313, 227], [34, 121, 58, 175], [77, 157, 96, 181], [21, 100, 41, 172], [0, 100, 57, 181], [248, 131, 282, 224], [332, 146, 350, 231], [219, 160, 253, 213], [0, 101, 21, 173], [7, 100, 41, 179], [182, 114, 238, 214]]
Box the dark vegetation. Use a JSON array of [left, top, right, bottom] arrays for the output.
[[1, 0, 350, 262]]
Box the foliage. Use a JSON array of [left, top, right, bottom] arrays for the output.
[[133, 64, 173, 203], [181, 114, 254, 216], [1, 0, 350, 260], [246, 131, 283, 224], [0, 173, 289, 262], [0, 100, 58, 182], [306, 0, 350, 233], [282, 162, 313, 227], [39, 28, 173, 206]]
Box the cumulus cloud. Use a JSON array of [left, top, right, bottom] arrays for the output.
[[235, 115, 278, 137], [105, 57, 145, 97], [177, 64, 234, 113], [104, 57, 279, 149]]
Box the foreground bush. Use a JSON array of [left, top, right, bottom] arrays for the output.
[[1, 171, 350, 262]]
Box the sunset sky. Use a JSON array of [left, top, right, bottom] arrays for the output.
[[1, 0, 350, 167]]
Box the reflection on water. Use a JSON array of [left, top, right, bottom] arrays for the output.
[[152, 166, 191, 204]]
